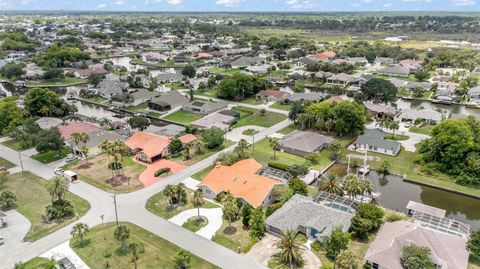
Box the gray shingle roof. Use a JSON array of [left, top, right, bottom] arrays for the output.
[[279, 131, 334, 154]]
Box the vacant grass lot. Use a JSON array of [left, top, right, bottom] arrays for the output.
[[163, 110, 203, 125], [32, 147, 70, 164], [212, 218, 257, 253], [71, 222, 218, 269], [146, 188, 219, 219], [0, 172, 90, 241], [232, 107, 287, 128], [68, 154, 146, 193]]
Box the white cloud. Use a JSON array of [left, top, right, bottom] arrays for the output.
[[383, 2, 392, 7], [215, 0, 244, 7], [451, 0, 476, 6], [115, 0, 125, 5], [96, 3, 106, 8], [166, 0, 182, 5], [285, 0, 317, 9], [0, 0, 12, 8]]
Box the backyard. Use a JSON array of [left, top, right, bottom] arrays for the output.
[[67, 154, 146, 193], [163, 110, 203, 125], [71, 222, 218, 269], [0, 172, 90, 241], [232, 107, 287, 128]]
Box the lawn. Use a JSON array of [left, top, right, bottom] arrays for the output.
[[14, 257, 53, 269], [232, 107, 287, 128], [146, 187, 219, 219], [27, 77, 88, 87], [66, 154, 146, 193], [182, 217, 208, 232], [2, 138, 31, 151], [0, 172, 90, 241], [170, 140, 235, 166], [163, 110, 203, 125], [278, 124, 297, 135], [71, 222, 218, 269], [195, 87, 217, 97], [209, 67, 240, 77], [125, 102, 149, 112], [269, 102, 292, 111], [251, 139, 333, 171], [0, 157, 15, 168], [192, 165, 214, 181], [409, 124, 434, 136], [241, 97, 264, 105], [166, 82, 184, 90], [212, 218, 257, 253], [385, 133, 409, 141], [32, 147, 71, 164]]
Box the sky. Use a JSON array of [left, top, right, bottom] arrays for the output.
[[1, 0, 480, 12]]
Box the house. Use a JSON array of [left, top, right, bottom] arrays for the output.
[[346, 57, 368, 66], [156, 73, 183, 84], [142, 52, 167, 62], [364, 219, 469, 269], [468, 86, 480, 104], [355, 128, 401, 156], [312, 51, 336, 61], [266, 193, 356, 242], [405, 82, 432, 92], [229, 56, 265, 69], [326, 73, 354, 86], [365, 103, 396, 118], [97, 80, 128, 99], [125, 132, 172, 163], [196, 52, 213, 60], [349, 75, 374, 91], [245, 65, 271, 74], [197, 159, 285, 208], [68, 130, 126, 156], [178, 133, 197, 145], [35, 117, 63, 130], [379, 65, 410, 78], [144, 124, 185, 137], [148, 91, 189, 112], [436, 82, 458, 102], [399, 59, 423, 72], [374, 57, 394, 65], [283, 92, 327, 103], [398, 109, 443, 124], [24, 64, 45, 80], [59, 122, 100, 140], [73, 67, 108, 79], [255, 90, 290, 102], [279, 131, 334, 156], [128, 89, 161, 107], [388, 78, 408, 89], [405, 201, 446, 218], [191, 112, 236, 131], [182, 100, 228, 115]]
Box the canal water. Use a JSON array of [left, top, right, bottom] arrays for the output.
[[325, 163, 480, 231], [396, 99, 479, 116]]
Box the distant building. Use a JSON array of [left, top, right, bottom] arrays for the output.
[[379, 65, 410, 78]]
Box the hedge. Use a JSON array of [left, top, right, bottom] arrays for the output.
[[154, 167, 171, 177], [268, 162, 290, 171]]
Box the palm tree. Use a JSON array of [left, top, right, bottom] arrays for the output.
[[274, 229, 304, 269], [191, 190, 204, 220], [193, 140, 205, 154], [71, 132, 89, 155], [343, 174, 360, 200], [71, 222, 89, 245], [128, 242, 142, 269], [172, 249, 191, 269], [297, 113, 310, 130], [114, 224, 130, 253], [318, 174, 343, 196], [378, 159, 391, 176], [234, 139, 250, 159], [174, 183, 186, 205], [336, 249, 357, 269], [358, 180, 374, 202], [80, 145, 89, 165], [389, 120, 400, 139], [268, 137, 280, 160], [325, 119, 334, 134], [183, 143, 193, 160], [47, 176, 70, 202], [222, 193, 239, 229], [100, 140, 114, 178], [163, 185, 176, 206], [376, 117, 390, 131]]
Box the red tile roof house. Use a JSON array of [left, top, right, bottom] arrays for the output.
[[312, 51, 337, 61], [125, 132, 173, 163], [256, 90, 290, 102], [59, 122, 100, 140], [73, 67, 109, 79]]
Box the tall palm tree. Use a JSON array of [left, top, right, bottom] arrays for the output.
[[318, 174, 344, 196], [114, 224, 130, 253], [191, 190, 204, 220], [163, 185, 176, 206], [71, 132, 89, 155], [175, 183, 186, 205], [268, 137, 280, 160], [358, 180, 374, 202], [183, 143, 193, 160], [389, 120, 400, 139], [343, 174, 360, 200], [222, 193, 239, 229], [100, 140, 114, 178], [128, 242, 142, 269], [274, 229, 304, 269], [376, 117, 390, 131], [297, 113, 310, 130], [47, 176, 70, 202], [234, 139, 250, 159], [71, 222, 89, 245], [80, 145, 89, 165], [336, 249, 357, 269]]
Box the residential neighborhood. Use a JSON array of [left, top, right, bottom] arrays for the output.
[[1, 6, 480, 269]]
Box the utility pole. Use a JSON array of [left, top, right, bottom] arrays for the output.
[[252, 133, 255, 151], [113, 192, 119, 227]]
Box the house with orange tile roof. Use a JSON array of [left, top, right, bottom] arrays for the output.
[[178, 133, 197, 145], [197, 159, 285, 208], [125, 132, 172, 163], [312, 51, 336, 61]]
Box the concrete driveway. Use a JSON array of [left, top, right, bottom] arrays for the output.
[[40, 241, 90, 269], [169, 207, 223, 239], [226, 126, 266, 142], [0, 210, 30, 250]]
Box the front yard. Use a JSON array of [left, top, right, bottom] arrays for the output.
[[67, 154, 146, 193], [2, 138, 31, 151], [163, 110, 203, 125], [71, 222, 218, 269], [169, 139, 235, 166], [212, 218, 257, 253], [0, 172, 90, 241], [0, 157, 15, 168], [409, 124, 435, 136], [232, 107, 287, 128], [32, 147, 71, 164], [269, 102, 292, 111], [26, 77, 88, 87]]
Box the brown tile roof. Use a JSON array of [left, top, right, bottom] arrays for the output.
[[197, 159, 284, 208], [125, 132, 171, 159], [178, 134, 197, 144], [256, 89, 288, 99]]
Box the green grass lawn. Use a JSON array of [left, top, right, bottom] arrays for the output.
[[470, 255, 480, 269], [195, 87, 217, 97], [232, 107, 287, 128], [32, 147, 71, 164], [0, 172, 90, 241], [163, 110, 203, 125], [166, 82, 184, 90], [241, 97, 264, 105], [182, 217, 208, 232], [397, 88, 411, 97], [278, 124, 297, 135], [192, 165, 214, 181], [71, 222, 218, 269], [209, 67, 240, 77], [27, 77, 88, 87], [409, 125, 434, 136], [2, 138, 31, 151], [125, 102, 149, 112], [169, 140, 235, 166], [14, 257, 53, 269], [269, 102, 292, 111], [0, 157, 15, 168], [146, 188, 220, 219], [386, 133, 409, 141], [212, 219, 257, 253]]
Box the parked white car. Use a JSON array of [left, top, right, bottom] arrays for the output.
[[54, 168, 64, 176], [65, 154, 78, 163]]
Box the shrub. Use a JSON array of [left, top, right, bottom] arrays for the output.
[[0, 190, 16, 210], [311, 241, 322, 252], [268, 162, 290, 171], [385, 213, 404, 222], [154, 167, 171, 177], [287, 164, 309, 177], [266, 202, 283, 217], [216, 152, 242, 166], [43, 199, 75, 222]]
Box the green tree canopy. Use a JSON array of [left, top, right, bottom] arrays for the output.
[[216, 73, 268, 101], [360, 78, 398, 104], [24, 88, 76, 117], [0, 63, 26, 80], [400, 245, 435, 269], [201, 127, 225, 149]]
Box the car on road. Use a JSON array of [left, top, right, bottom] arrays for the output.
[[54, 168, 64, 176], [65, 154, 78, 163]]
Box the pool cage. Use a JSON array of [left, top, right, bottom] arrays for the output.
[[256, 166, 293, 182], [313, 191, 359, 214], [411, 212, 470, 238]]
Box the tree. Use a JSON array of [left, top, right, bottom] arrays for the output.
[[332, 101, 365, 137], [318, 174, 343, 196], [149, 77, 158, 91], [0, 97, 24, 135], [343, 174, 360, 199], [169, 138, 184, 155], [201, 127, 225, 149], [241, 204, 252, 228], [329, 140, 343, 161], [47, 176, 70, 202], [292, 84, 304, 93], [325, 227, 350, 259], [35, 128, 64, 153], [71, 223, 89, 245], [128, 242, 142, 269], [274, 229, 304, 268], [360, 78, 397, 104], [0, 190, 16, 210], [191, 190, 204, 220], [234, 139, 250, 159], [216, 73, 268, 101], [336, 250, 357, 269], [172, 249, 191, 269], [127, 116, 150, 131], [414, 71, 430, 82], [114, 224, 130, 252], [288, 101, 304, 122], [41, 258, 58, 269], [181, 65, 196, 78], [222, 193, 239, 228], [378, 159, 391, 176], [88, 73, 102, 87], [288, 178, 308, 196], [0, 63, 25, 80], [163, 185, 176, 206], [35, 44, 90, 68], [400, 245, 435, 269], [80, 145, 89, 164], [25, 88, 75, 117], [388, 120, 400, 138], [268, 137, 280, 160], [71, 132, 89, 155], [249, 207, 266, 239], [467, 230, 480, 257], [43, 68, 64, 80], [376, 117, 390, 131], [358, 180, 373, 201], [350, 203, 384, 240]]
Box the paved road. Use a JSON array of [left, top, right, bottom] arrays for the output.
[[0, 118, 292, 269]]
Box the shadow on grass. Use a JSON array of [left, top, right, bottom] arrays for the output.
[[223, 226, 237, 235]]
